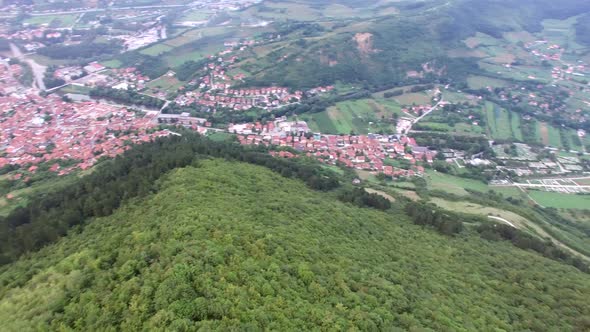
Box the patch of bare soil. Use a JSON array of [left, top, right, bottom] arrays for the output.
[[354, 32, 375, 56]]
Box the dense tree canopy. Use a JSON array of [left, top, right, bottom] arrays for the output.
[[0, 160, 589, 330]]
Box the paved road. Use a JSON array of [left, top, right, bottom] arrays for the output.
[[403, 94, 444, 134], [10, 43, 46, 90], [488, 216, 516, 228]]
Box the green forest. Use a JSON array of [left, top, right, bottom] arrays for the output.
[[0, 137, 589, 330]]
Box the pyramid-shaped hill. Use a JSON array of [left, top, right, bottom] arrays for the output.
[[0, 160, 589, 330]]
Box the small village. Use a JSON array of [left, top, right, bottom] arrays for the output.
[[230, 118, 434, 178]]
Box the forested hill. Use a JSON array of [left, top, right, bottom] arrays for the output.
[[0, 159, 589, 330]]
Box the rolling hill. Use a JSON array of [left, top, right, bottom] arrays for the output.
[[0, 159, 589, 330], [237, 0, 590, 89]]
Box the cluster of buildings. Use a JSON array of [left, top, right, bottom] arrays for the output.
[[170, 46, 332, 112], [230, 119, 434, 178], [115, 25, 166, 51], [175, 86, 305, 111], [526, 41, 564, 63], [53, 66, 86, 82], [0, 62, 27, 95], [0, 27, 59, 42], [0, 94, 169, 176], [109, 67, 150, 91]]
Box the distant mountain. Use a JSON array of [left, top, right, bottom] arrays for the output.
[[0, 158, 588, 330], [239, 0, 590, 89]]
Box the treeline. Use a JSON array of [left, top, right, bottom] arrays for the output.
[[338, 188, 391, 210], [575, 13, 590, 47], [383, 89, 403, 98], [477, 223, 589, 273], [8, 58, 33, 87], [42, 65, 73, 89], [0, 132, 340, 264], [118, 52, 169, 79], [412, 132, 493, 156], [175, 58, 209, 81], [426, 188, 590, 272], [408, 84, 435, 93], [266, 90, 371, 119], [163, 89, 371, 126], [89, 87, 165, 109], [37, 41, 123, 60], [405, 201, 464, 236], [405, 199, 588, 272]]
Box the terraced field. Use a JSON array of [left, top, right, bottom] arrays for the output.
[[485, 102, 514, 140], [305, 98, 403, 134]]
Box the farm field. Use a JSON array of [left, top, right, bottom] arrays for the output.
[[547, 124, 562, 147], [245, 2, 322, 21], [164, 44, 225, 67], [179, 10, 213, 22], [467, 75, 510, 89], [101, 59, 123, 68], [304, 98, 403, 134], [509, 112, 523, 141], [392, 91, 433, 105], [388, 187, 420, 201], [145, 75, 183, 94], [58, 84, 92, 95], [541, 16, 588, 53], [139, 43, 174, 56], [426, 170, 489, 195], [444, 91, 480, 105], [485, 102, 516, 140], [24, 14, 78, 28], [426, 170, 522, 197], [528, 191, 590, 209]]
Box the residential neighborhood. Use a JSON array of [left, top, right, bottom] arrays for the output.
[[230, 118, 434, 178], [0, 93, 170, 176]]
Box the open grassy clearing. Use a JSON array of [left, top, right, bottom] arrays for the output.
[[58, 84, 92, 95], [146, 75, 183, 94], [464, 33, 502, 49], [430, 196, 590, 260], [206, 132, 235, 142], [430, 197, 532, 228], [179, 9, 213, 22], [541, 16, 589, 53], [509, 112, 523, 141], [28, 54, 73, 66], [388, 187, 420, 201], [164, 44, 225, 67], [478, 61, 552, 83], [426, 170, 522, 197], [467, 75, 510, 89], [528, 191, 590, 209], [503, 31, 536, 44], [24, 14, 78, 28], [485, 102, 515, 140], [100, 59, 123, 68], [304, 98, 403, 134], [164, 26, 232, 48], [547, 124, 562, 148], [444, 91, 480, 105], [426, 170, 489, 195], [365, 188, 396, 202], [139, 43, 174, 56], [392, 92, 433, 105]]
